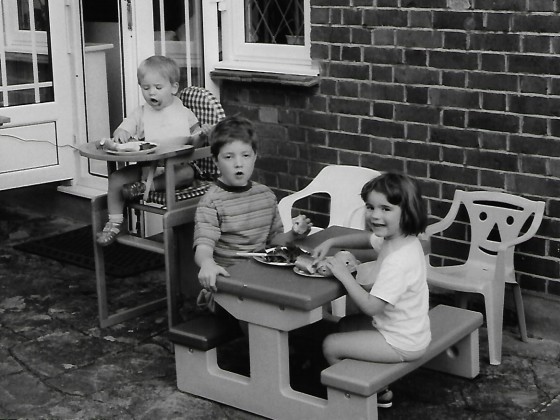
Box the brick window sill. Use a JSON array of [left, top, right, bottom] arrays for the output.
[[210, 68, 320, 87]]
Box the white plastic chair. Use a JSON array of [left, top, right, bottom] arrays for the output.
[[278, 165, 380, 316], [426, 190, 545, 365], [278, 165, 381, 232]]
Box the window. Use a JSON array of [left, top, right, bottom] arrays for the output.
[[216, 0, 318, 77], [152, 0, 205, 89], [3, 0, 48, 53], [0, 0, 53, 106]]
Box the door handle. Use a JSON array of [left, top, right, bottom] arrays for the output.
[[0, 115, 10, 126]]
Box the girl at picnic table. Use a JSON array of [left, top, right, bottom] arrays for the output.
[[96, 55, 211, 246], [312, 172, 431, 409]]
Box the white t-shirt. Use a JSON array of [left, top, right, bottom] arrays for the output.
[[117, 96, 199, 145], [356, 234, 431, 352]]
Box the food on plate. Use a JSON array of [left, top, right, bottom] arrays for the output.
[[294, 254, 317, 274], [98, 138, 153, 152], [297, 250, 360, 277], [262, 245, 305, 264]]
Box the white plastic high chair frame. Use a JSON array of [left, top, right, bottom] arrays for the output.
[[278, 165, 381, 317], [426, 190, 545, 365]]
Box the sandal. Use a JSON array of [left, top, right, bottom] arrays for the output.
[[121, 181, 146, 201], [96, 221, 124, 246], [377, 388, 393, 408]]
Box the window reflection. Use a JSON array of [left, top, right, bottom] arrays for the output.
[[246, 0, 304, 45], [17, 0, 48, 31], [153, 0, 205, 88]]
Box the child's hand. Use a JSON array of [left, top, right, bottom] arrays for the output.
[[97, 138, 118, 151], [292, 214, 312, 236], [200, 123, 213, 136], [312, 238, 333, 263], [198, 260, 230, 292], [112, 128, 132, 144], [324, 256, 354, 281]]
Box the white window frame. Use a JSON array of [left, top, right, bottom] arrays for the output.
[[216, 0, 318, 76], [3, 0, 48, 53]]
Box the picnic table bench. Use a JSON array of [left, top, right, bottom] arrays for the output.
[[170, 302, 482, 420], [321, 304, 483, 419]]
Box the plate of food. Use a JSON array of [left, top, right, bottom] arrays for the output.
[[293, 251, 360, 277], [293, 266, 325, 278], [104, 141, 158, 156], [238, 245, 307, 267]]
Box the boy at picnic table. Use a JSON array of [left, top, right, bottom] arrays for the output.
[[96, 55, 211, 246], [193, 115, 313, 294]]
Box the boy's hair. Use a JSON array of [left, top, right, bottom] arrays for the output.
[[210, 115, 258, 158], [137, 55, 180, 85], [361, 172, 428, 235]]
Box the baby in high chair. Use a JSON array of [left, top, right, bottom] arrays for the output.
[[97, 55, 211, 246]]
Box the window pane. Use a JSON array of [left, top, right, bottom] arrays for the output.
[[18, 0, 48, 31], [245, 0, 304, 45], [153, 0, 205, 88], [1, 0, 53, 106]]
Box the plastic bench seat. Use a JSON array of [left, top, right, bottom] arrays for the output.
[[321, 305, 483, 397], [168, 312, 243, 351]]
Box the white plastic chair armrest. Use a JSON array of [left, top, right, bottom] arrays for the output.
[[425, 192, 463, 236]]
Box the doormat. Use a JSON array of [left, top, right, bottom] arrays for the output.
[[13, 226, 164, 277]]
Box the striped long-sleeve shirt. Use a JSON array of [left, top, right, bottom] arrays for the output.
[[193, 180, 284, 267]]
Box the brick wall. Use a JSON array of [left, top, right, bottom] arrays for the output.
[[218, 1, 560, 298]]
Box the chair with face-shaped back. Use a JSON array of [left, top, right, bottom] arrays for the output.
[[426, 190, 545, 365]]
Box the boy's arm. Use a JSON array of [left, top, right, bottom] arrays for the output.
[[269, 215, 313, 246], [194, 244, 229, 292]]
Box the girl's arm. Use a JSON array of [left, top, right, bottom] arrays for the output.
[[313, 232, 372, 261], [325, 257, 387, 317]]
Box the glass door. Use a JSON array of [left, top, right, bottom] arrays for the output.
[[0, 0, 78, 191], [130, 0, 206, 93]]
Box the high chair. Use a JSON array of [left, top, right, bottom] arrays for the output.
[[426, 190, 545, 365], [278, 165, 381, 316], [91, 86, 225, 328]]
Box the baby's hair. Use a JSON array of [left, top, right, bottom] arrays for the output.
[[361, 172, 427, 235], [210, 115, 258, 158], [137, 55, 180, 85]]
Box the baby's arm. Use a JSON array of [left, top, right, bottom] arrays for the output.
[[112, 128, 133, 144], [194, 244, 229, 292], [185, 123, 215, 148]]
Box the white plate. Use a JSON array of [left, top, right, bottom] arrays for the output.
[[105, 142, 158, 156], [293, 267, 326, 278]]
